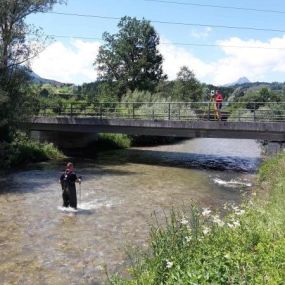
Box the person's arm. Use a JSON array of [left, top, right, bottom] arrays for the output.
[[71, 173, 81, 184]]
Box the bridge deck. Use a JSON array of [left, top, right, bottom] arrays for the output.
[[25, 116, 285, 141]]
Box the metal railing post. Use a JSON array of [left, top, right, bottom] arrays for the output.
[[70, 103, 73, 116], [100, 103, 103, 119], [168, 103, 171, 120], [253, 102, 256, 121], [132, 103, 135, 119], [208, 102, 211, 120]]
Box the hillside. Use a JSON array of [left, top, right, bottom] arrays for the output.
[[26, 69, 71, 86]]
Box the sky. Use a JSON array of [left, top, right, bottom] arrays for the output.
[[26, 0, 285, 86]]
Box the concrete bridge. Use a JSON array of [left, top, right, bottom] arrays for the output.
[[22, 101, 285, 150], [25, 116, 285, 148]]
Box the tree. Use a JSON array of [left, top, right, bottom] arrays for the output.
[[173, 66, 202, 102], [95, 16, 166, 98], [0, 89, 8, 131], [0, 0, 65, 139], [238, 87, 280, 109], [0, 0, 65, 73]]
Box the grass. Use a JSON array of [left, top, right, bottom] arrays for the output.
[[110, 153, 285, 285]]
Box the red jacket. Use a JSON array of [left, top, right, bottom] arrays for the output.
[[215, 93, 223, 102]]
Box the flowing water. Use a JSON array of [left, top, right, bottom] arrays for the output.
[[0, 138, 261, 285]]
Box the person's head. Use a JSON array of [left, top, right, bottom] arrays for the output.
[[66, 162, 74, 171]]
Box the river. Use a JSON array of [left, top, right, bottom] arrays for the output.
[[0, 138, 261, 285]]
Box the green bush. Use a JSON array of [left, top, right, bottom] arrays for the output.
[[110, 154, 285, 284], [96, 133, 132, 150], [0, 134, 64, 169]]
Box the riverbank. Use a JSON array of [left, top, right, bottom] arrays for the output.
[[0, 132, 183, 171], [0, 134, 65, 170], [111, 152, 285, 284]]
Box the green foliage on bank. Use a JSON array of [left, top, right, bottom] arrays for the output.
[[0, 134, 65, 169], [95, 132, 182, 150], [95, 133, 132, 150], [110, 154, 285, 284]]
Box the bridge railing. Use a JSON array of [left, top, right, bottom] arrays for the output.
[[35, 101, 285, 122]]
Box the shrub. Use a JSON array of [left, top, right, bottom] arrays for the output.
[[0, 133, 64, 169], [96, 133, 132, 150]]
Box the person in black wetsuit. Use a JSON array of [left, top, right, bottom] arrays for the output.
[[60, 162, 81, 209]]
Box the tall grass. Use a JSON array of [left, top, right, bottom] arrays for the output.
[[110, 153, 285, 284]]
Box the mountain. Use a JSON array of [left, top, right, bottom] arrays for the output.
[[26, 69, 68, 86], [224, 77, 251, 87]]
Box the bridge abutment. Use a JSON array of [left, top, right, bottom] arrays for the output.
[[262, 141, 285, 155]]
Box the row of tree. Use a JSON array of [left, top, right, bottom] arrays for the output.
[[79, 66, 204, 104]]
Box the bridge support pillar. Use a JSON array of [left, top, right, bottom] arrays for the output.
[[262, 141, 285, 155], [31, 131, 98, 149]]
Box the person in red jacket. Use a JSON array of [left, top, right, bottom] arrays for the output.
[[214, 90, 223, 120]]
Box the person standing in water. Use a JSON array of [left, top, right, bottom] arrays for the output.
[[60, 162, 81, 209]]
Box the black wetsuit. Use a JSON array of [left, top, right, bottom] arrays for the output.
[[60, 170, 78, 209]]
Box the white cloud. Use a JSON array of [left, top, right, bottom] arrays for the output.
[[31, 40, 101, 84], [159, 38, 213, 80], [212, 36, 285, 84], [160, 35, 285, 85], [31, 35, 285, 86]]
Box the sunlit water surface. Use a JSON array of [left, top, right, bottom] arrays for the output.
[[0, 138, 261, 284]]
